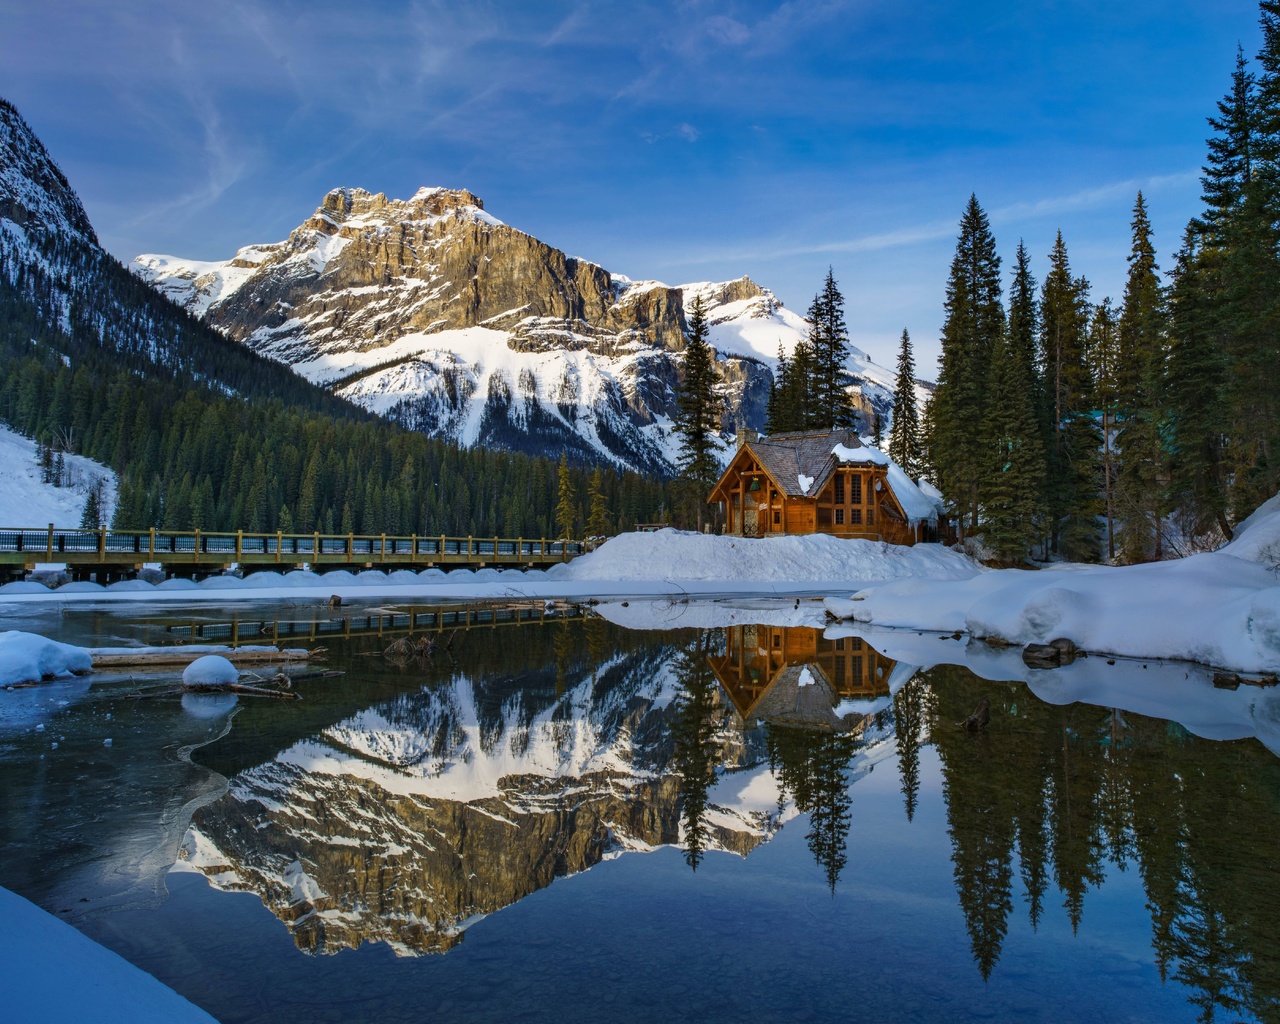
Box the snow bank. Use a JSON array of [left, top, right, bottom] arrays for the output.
[[0, 530, 982, 605], [0, 885, 218, 1023], [0, 630, 92, 686], [826, 499, 1280, 672], [558, 530, 979, 585], [182, 655, 238, 687]]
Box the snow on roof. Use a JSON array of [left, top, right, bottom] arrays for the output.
[[831, 442, 943, 525]]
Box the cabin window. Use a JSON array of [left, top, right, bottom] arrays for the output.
[[817, 507, 832, 527], [851, 637, 863, 651], [850, 508, 862, 525], [867, 507, 875, 525], [851, 656, 863, 680], [834, 475, 845, 503], [835, 637, 845, 651], [834, 509, 844, 525], [773, 510, 780, 525], [834, 655, 845, 681], [773, 635, 781, 648]]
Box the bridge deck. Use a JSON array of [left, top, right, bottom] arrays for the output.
[[0, 526, 586, 575]]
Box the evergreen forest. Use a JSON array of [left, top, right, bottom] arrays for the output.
[[923, 1, 1280, 563]]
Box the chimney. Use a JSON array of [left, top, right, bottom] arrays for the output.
[[737, 428, 758, 448]]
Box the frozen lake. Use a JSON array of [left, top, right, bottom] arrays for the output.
[[1, 599, 1277, 1023]]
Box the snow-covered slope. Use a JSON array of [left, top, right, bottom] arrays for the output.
[[0, 98, 96, 247], [0, 423, 116, 528], [134, 189, 917, 475]]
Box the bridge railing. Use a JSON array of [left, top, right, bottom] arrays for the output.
[[0, 527, 586, 563]]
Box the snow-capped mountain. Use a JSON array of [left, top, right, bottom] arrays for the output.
[[135, 188, 913, 475], [0, 98, 96, 248]]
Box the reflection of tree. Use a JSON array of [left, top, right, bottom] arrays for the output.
[[767, 725, 858, 892], [672, 629, 723, 870], [925, 663, 1280, 1020], [892, 675, 928, 821]]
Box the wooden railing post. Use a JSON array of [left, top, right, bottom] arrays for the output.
[[98, 525, 106, 562], [348, 532, 354, 560], [467, 536, 473, 559], [276, 531, 282, 563], [411, 534, 417, 563], [46, 523, 53, 561], [440, 534, 446, 559], [235, 530, 243, 562], [193, 528, 200, 563], [313, 531, 320, 565], [149, 527, 155, 558]]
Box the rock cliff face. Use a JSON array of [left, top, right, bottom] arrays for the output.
[[180, 649, 785, 956], [134, 188, 906, 475]]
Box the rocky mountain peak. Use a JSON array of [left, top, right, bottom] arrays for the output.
[[0, 97, 97, 245]]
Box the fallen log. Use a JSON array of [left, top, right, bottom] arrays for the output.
[[90, 644, 314, 668], [181, 681, 302, 700]]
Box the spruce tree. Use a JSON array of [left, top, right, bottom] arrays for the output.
[[673, 295, 720, 529], [555, 452, 578, 538], [928, 195, 1005, 535], [586, 467, 610, 537], [1088, 299, 1121, 560], [805, 269, 857, 429], [1040, 232, 1101, 559], [1165, 225, 1231, 541], [1114, 193, 1170, 562], [79, 480, 102, 530], [888, 328, 922, 476], [980, 329, 1046, 560]]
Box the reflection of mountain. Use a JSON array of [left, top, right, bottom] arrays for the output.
[[708, 625, 903, 730], [181, 642, 783, 956]]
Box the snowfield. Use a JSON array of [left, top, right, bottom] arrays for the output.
[[826, 494, 1280, 673], [0, 422, 117, 527]]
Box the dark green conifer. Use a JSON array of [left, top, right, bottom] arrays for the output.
[[928, 195, 1005, 535], [888, 328, 922, 477]]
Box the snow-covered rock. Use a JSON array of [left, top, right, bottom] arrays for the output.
[[181, 655, 239, 687], [0, 630, 92, 686]]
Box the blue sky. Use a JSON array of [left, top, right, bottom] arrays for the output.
[[0, 0, 1263, 373]]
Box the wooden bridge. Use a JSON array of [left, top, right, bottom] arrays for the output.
[[164, 602, 588, 648], [0, 525, 587, 582]]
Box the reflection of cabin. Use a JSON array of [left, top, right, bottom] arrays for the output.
[[707, 428, 943, 545], [706, 625, 896, 725]]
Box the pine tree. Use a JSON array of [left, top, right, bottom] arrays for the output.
[[586, 467, 610, 537], [673, 295, 720, 529], [1040, 233, 1101, 559], [555, 452, 578, 538], [928, 195, 1005, 535], [805, 268, 857, 429], [980, 329, 1046, 560], [79, 480, 102, 530], [1165, 225, 1231, 542], [1088, 299, 1121, 560], [1114, 193, 1170, 562], [888, 328, 922, 476]]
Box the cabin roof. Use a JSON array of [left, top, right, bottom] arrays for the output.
[[747, 428, 860, 498]]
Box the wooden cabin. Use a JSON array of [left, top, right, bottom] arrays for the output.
[[707, 428, 943, 545], [706, 625, 897, 728]]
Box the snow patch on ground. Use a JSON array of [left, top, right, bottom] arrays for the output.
[[0, 422, 117, 527], [0, 630, 91, 685], [825, 496, 1280, 672]]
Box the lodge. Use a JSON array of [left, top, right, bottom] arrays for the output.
[[707, 428, 944, 545]]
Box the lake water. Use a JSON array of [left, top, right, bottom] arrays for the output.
[[1, 599, 1278, 1023]]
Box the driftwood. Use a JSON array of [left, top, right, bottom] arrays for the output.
[[183, 681, 302, 700], [92, 645, 316, 669]]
